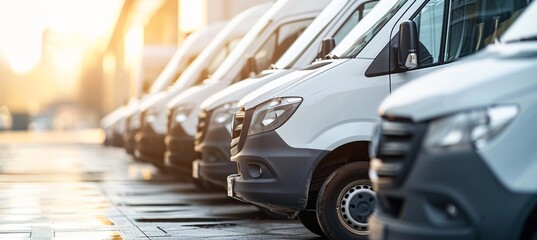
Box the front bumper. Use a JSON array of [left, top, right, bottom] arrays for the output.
[[195, 122, 235, 188], [370, 149, 536, 240], [123, 128, 137, 155], [134, 124, 166, 167], [164, 123, 197, 175], [229, 130, 327, 213], [111, 131, 124, 147]]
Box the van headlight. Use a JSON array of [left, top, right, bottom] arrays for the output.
[[423, 105, 518, 150], [248, 97, 302, 136], [174, 103, 194, 123], [211, 102, 239, 126], [144, 110, 159, 124]]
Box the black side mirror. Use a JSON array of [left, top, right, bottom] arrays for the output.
[[245, 56, 257, 77], [319, 37, 336, 60], [397, 20, 419, 70]]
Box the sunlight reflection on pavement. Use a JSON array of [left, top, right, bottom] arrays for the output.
[[0, 131, 317, 239]]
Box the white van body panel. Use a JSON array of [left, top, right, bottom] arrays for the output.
[[201, 70, 287, 111], [123, 22, 229, 129], [104, 22, 229, 137], [381, 43, 537, 192], [274, 59, 387, 150], [138, 4, 272, 134], [168, 0, 330, 137], [239, 60, 345, 109], [199, 0, 382, 137], [148, 22, 228, 95], [239, 0, 423, 151]]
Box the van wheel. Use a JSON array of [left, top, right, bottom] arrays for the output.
[[298, 210, 325, 237], [317, 162, 374, 240]]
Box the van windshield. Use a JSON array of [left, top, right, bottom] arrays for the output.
[[207, 19, 271, 83], [501, 1, 537, 43], [272, 0, 349, 69], [332, 0, 407, 58]]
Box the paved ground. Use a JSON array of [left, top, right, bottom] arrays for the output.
[[0, 131, 319, 239]]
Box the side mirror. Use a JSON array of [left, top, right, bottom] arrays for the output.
[[398, 20, 419, 70], [319, 37, 336, 60], [245, 56, 257, 77]]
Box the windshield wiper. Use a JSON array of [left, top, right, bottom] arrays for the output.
[[506, 35, 537, 43]]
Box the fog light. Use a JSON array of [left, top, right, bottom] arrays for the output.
[[247, 163, 263, 179], [445, 204, 458, 218]]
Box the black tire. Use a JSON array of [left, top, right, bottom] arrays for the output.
[[298, 210, 326, 237], [317, 161, 374, 240]]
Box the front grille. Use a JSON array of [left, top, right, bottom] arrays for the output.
[[230, 108, 246, 156], [194, 109, 212, 146], [374, 118, 427, 188]]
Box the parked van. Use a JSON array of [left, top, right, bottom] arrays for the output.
[[161, 0, 330, 173], [101, 25, 217, 148], [133, 3, 271, 166], [0, 106, 13, 131], [163, 0, 330, 175], [369, 2, 537, 239], [101, 105, 127, 146], [193, 0, 378, 191], [227, 0, 530, 239], [121, 22, 226, 154]]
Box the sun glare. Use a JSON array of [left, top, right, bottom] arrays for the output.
[[179, 0, 207, 33], [0, 0, 124, 74]]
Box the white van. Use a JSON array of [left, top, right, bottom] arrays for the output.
[[193, 0, 379, 191], [162, 0, 330, 175], [227, 0, 530, 239], [370, 2, 537, 239], [101, 24, 222, 148], [0, 106, 12, 131], [122, 22, 227, 153], [133, 3, 272, 166]]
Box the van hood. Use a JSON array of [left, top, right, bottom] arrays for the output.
[[381, 43, 537, 122], [100, 106, 127, 128], [239, 59, 347, 109], [167, 81, 227, 110], [201, 69, 291, 111], [138, 91, 170, 112]]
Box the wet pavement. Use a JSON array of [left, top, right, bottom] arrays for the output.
[[0, 131, 319, 239]]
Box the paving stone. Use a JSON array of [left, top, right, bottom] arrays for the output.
[[0, 135, 320, 239]]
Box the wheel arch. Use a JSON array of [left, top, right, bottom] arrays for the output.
[[520, 198, 537, 240], [304, 141, 370, 209]]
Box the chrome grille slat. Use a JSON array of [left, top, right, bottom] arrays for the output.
[[230, 108, 246, 155], [194, 109, 211, 146], [374, 118, 427, 188]]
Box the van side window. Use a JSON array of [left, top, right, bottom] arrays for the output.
[[334, 1, 379, 44], [253, 19, 313, 74], [413, 0, 445, 66], [444, 0, 530, 61]]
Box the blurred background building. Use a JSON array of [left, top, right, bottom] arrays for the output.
[[0, 0, 271, 131]]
